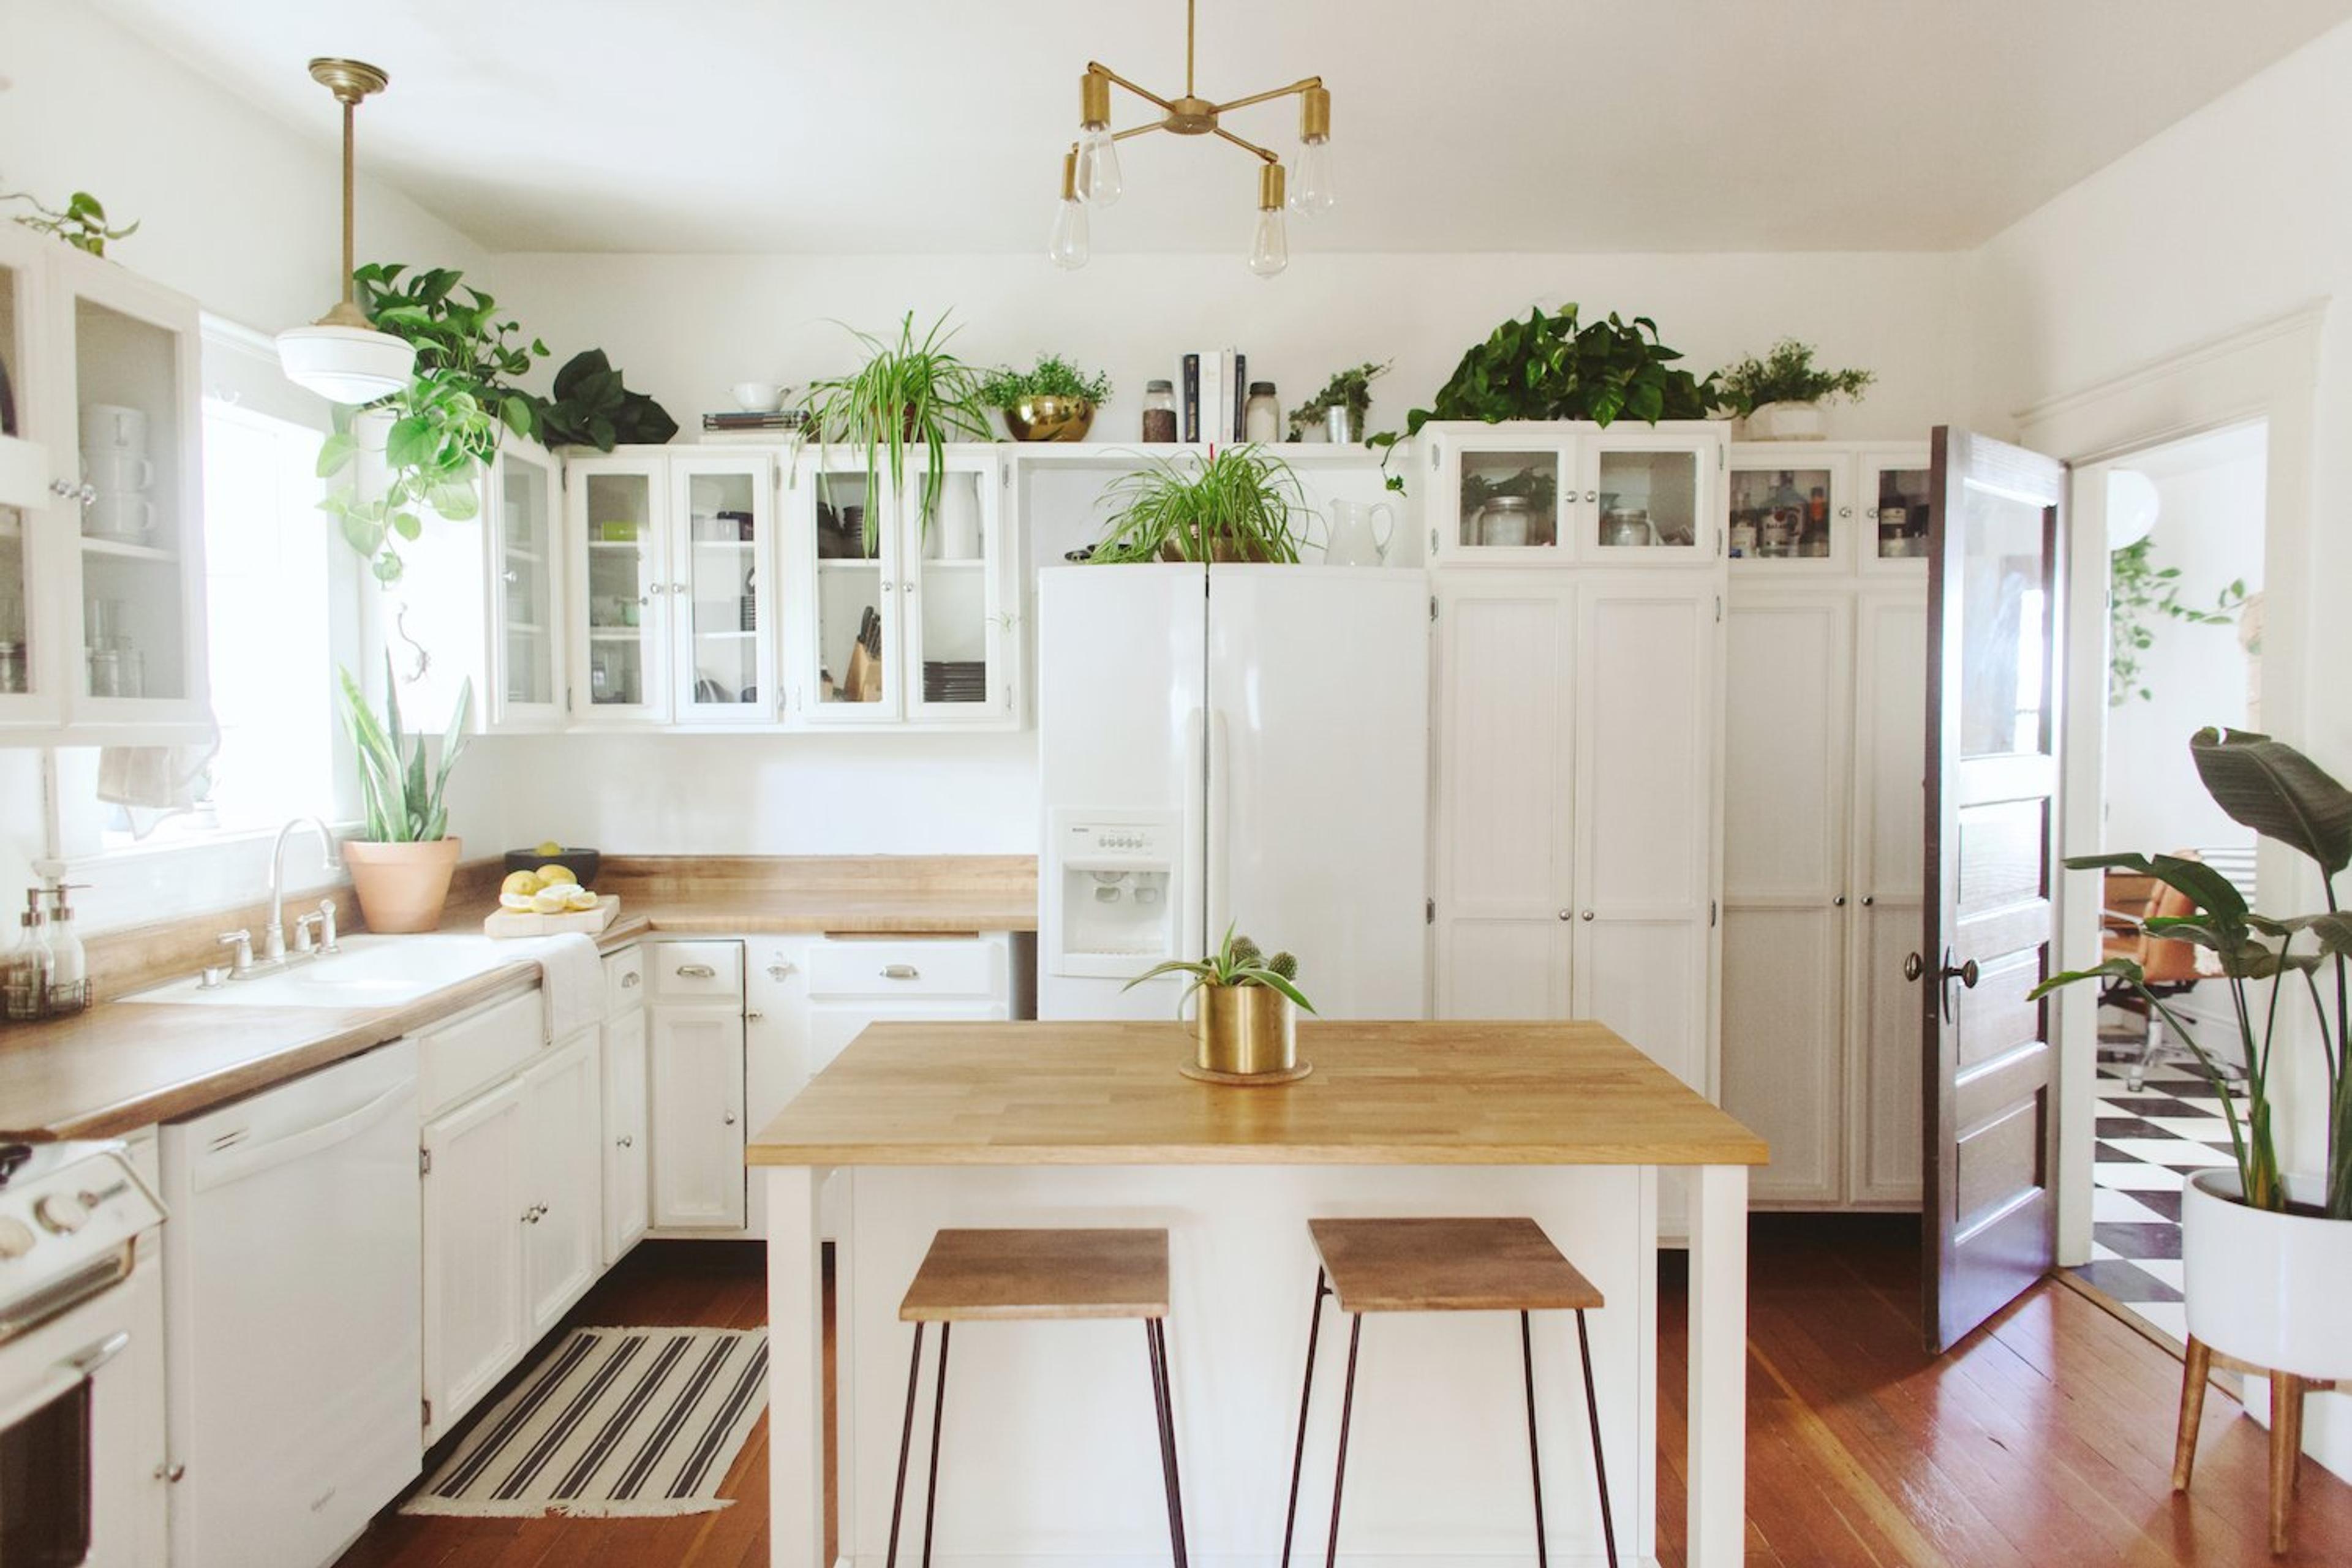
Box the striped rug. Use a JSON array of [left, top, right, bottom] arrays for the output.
[[405, 1326, 768, 1518]]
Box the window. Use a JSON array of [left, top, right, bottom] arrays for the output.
[[99, 399, 339, 843]]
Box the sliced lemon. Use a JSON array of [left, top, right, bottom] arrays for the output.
[[565, 886, 600, 912], [530, 887, 573, 914], [500, 890, 537, 911], [534, 863, 579, 886]]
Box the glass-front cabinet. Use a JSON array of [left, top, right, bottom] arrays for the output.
[[785, 447, 1012, 728], [1725, 442, 1931, 574], [0, 233, 209, 743], [1856, 445, 1932, 569], [1425, 421, 1723, 565], [492, 443, 561, 723], [570, 458, 668, 722], [671, 454, 776, 722]]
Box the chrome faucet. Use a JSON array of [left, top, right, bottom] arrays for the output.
[[263, 816, 339, 967]]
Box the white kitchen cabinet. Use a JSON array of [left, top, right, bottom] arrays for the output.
[[650, 1004, 746, 1230], [0, 231, 209, 743], [1717, 580, 1928, 1210], [1422, 420, 1723, 567], [521, 1031, 603, 1334], [567, 448, 780, 726], [420, 1076, 527, 1444], [1726, 440, 1930, 576], [784, 446, 1019, 728], [601, 982, 650, 1265], [395, 436, 565, 733]]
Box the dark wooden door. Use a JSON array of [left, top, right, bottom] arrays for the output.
[[1919, 426, 2067, 1354]]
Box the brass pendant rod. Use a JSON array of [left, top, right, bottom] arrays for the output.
[[1065, 121, 1174, 165], [339, 97, 357, 304], [1186, 0, 1196, 97], [1087, 60, 1177, 113], [1210, 123, 1279, 164], [1208, 76, 1323, 116]]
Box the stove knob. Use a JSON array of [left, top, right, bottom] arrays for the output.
[[34, 1193, 87, 1235], [0, 1217, 32, 1259]]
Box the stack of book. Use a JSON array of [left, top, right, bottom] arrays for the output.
[[701, 410, 806, 435], [1179, 348, 1250, 444]]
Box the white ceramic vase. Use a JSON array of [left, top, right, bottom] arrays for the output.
[[2182, 1169, 2352, 1378], [1744, 401, 1826, 440]]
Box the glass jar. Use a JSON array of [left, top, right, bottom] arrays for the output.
[[1140, 380, 1178, 444], [1243, 382, 1281, 444]]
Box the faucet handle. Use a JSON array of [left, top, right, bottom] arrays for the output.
[[316, 899, 341, 954], [293, 912, 324, 954], [217, 930, 254, 974]]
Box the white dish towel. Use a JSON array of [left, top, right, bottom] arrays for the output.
[[519, 932, 606, 1042]]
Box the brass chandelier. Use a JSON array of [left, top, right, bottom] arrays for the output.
[[1050, 0, 1333, 276]]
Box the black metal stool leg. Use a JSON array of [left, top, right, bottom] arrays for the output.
[[1522, 1310, 1550, 1568], [885, 1322, 925, 1568], [1324, 1314, 1362, 1568], [919, 1321, 951, 1568], [1575, 1310, 1619, 1568], [1279, 1269, 1329, 1568], [1146, 1318, 1191, 1567]]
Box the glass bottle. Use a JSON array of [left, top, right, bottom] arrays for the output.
[[1141, 381, 1178, 444], [1243, 382, 1281, 444], [2, 896, 50, 1022], [43, 886, 87, 1016]]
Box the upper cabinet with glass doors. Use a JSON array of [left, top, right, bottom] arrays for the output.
[[1423, 420, 1725, 565], [565, 448, 780, 728], [783, 447, 1018, 730], [0, 232, 209, 744], [1725, 440, 1930, 575]]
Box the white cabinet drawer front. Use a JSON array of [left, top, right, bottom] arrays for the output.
[[417, 990, 545, 1120], [603, 946, 646, 1012], [650, 941, 742, 1000], [807, 940, 1000, 1000]]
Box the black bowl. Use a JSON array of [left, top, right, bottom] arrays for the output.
[[503, 848, 601, 887]]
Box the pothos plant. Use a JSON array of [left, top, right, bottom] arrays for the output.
[[1, 187, 138, 256], [2107, 535, 2249, 707], [1367, 305, 1717, 491]]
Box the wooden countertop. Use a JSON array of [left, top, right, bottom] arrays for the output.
[[747, 1021, 1769, 1167]]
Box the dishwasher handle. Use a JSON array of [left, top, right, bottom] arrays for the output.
[[189, 1075, 418, 1195]]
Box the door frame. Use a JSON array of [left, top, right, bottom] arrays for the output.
[[2013, 303, 2323, 1267]]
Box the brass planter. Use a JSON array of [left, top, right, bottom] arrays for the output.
[[1185, 983, 1308, 1084], [1002, 395, 1095, 442]]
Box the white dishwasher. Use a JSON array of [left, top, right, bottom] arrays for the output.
[[162, 1038, 423, 1568]]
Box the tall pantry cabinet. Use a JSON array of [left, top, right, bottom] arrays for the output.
[[1717, 442, 1931, 1209]]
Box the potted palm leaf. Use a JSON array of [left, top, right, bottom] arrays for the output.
[[336, 655, 473, 933], [1088, 446, 1308, 563], [2032, 728, 2351, 1510], [1128, 924, 1316, 1082]]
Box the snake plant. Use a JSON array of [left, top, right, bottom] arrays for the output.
[[337, 654, 472, 843]]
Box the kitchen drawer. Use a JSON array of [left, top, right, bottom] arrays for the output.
[[603, 946, 646, 1013], [807, 939, 1001, 1000], [417, 989, 546, 1119], [650, 941, 743, 1001]]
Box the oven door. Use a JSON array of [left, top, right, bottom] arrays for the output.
[[0, 1255, 152, 1568]]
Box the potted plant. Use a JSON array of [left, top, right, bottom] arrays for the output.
[[1713, 338, 1874, 440], [980, 353, 1112, 442], [526, 348, 678, 451], [2, 187, 138, 255], [2032, 728, 2351, 1523], [336, 655, 473, 933], [1287, 360, 1389, 443], [799, 312, 995, 553], [1088, 446, 1307, 563], [1128, 924, 1316, 1080]]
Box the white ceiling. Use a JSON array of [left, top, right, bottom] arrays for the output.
[[94, 0, 2352, 255]]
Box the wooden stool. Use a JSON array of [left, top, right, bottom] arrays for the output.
[[2173, 1335, 2338, 1555], [887, 1227, 1188, 1567], [1279, 1217, 1617, 1568]]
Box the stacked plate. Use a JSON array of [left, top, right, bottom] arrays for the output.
[[922, 660, 986, 704]]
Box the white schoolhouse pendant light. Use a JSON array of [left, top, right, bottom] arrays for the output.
[[277, 58, 415, 403]]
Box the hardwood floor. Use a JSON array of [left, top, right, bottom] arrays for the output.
[[339, 1220, 2351, 1567]]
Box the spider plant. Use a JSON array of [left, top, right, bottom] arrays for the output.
[[336, 654, 472, 842], [797, 311, 995, 552], [1125, 924, 1316, 1014], [1089, 446, 1308, 563]]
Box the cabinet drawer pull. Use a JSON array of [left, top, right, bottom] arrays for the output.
[[616, 1134, 633, 1149], [881, 963, 920, 979], [675, 963, 718, 979], [620, 971, 641, 987]]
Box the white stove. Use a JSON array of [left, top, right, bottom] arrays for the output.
[[0, 1138, 168, 1567]]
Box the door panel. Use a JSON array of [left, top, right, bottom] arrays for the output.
[[1722, 907, 1841, 1201], [421, 1081, 527, 1442], [650, 1005, 746, 1230], [1850, 592, 1928, 1205], [603, 1008, 649, 1264], [1441, 920, 1569, 1019], [1923, 426, 2065, 1352], [1856, 902, 1924, 1201], [1578, 918, 1708, 1090], [523, 1037, 601, 1334]]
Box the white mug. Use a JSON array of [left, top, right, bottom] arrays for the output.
[[730, 382, 785, 413], [82, 451, 153, 492], [87, 492, 154, 539], [83, 403, 148, 456]]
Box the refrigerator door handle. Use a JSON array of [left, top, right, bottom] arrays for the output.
[[1207, 706, 1231, 944], [1183, 704, 1208, 965]]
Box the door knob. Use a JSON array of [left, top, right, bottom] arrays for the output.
[[1903, 952, 1924, 981], [1945, 956, 1981, 989], [1833, 895, 1848, 908]]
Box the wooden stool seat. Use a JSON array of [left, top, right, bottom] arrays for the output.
[[1310, 1217, 1604, 1314], [899, 1227, 1170, 1322]]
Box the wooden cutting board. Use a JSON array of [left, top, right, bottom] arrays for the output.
[[483, 894, 620, 940]]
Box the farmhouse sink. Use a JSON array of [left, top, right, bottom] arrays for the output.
[[122, 933, 516, 1009]]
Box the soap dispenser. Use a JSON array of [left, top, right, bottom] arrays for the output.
[[2, 893, 50, 1022], [42, 884, 89, 1016]]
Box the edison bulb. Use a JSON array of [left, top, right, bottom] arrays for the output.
[[1247, 206, 1289, 277], [1076, 126, 1123, 206], [1049, 196, 1090, 270], [1290, 138, 1335, 215]]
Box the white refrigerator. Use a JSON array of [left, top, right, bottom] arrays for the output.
[[1038, 564, 1429, 1020]]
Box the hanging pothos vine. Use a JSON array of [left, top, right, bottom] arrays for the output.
[[2107, 536, 2249, 707], [315, 263, 675, 583]]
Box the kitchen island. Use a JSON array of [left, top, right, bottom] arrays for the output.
[[750, 1020, 1766, 1567]]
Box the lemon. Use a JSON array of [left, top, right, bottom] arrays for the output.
[[499, 891, 537, 911], [534, 863, 579, 886], [565, 886, 600, 912], [530, 887, 572, 914], [500, 870, 540, 898], [534, 840, 564, 857]]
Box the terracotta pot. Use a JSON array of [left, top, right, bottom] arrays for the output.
[[341, 837, 462, 933], [1001, 396, 1095, 443], [1196, 983, 1297, 1076], [2183, 1169, 2352, 1379]]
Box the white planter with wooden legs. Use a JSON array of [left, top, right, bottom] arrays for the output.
[[2172, 1169, 2351, 1555]]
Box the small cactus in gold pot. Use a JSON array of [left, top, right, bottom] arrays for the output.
[[1128, 924, 1315, 1083]]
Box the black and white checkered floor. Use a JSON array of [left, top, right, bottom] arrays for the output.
[[2071, 1060, 2242, 1343]]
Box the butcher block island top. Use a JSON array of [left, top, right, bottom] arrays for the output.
[[747, 1019, 1768, 1167]]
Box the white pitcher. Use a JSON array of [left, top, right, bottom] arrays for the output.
[[1324, 499, 1397, 566]]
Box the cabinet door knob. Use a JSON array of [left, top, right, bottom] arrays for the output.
[[159, 1463, 186, 1483], [1580, 909, 1595, 922], [1833, 894, 1847, 907], [1557, 909, 1573, 921], [1861, 895, 1875, 907], [1838, 505, 1853, 519], [722, 1111, 737, 1126], [1583, 489, 1599, 503], [502, 569, 519, 585], [746, 1009, 764, 1022], [621, 971, 641, 987], [616, 1134, 633, 1149]]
